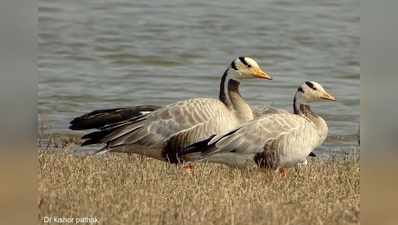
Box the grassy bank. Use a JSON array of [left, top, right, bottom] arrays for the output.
[[38, 148, 359, 225]]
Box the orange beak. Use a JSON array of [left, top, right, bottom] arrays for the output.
[[251, 67, 272, 80], [320, 91, 336, 101]]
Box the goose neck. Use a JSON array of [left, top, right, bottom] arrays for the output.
[[293, 92, 302, 115], [227, 79, 254, 122], [219, 68, 232, 108]]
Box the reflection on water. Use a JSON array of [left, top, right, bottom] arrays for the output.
[[38, 0, 360, 154]]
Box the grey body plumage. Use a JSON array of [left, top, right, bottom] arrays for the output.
[[181, 81, 335, 169], [69, 57, 271, 163]]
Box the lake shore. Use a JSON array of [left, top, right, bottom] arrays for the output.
[[38, 137, 359, 225]]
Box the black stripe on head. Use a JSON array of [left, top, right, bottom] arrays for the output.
[[230, 60, 238, 70], [305, 81, 316, 90], [297, 87, 304, 93], [238, 56, 251, 67]]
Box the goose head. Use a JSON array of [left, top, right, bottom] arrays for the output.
[[296, 81, 336, 103], [228, 56, 272, 80]]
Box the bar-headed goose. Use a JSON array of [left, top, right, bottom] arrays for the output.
[[72, 57, 272, 163], [181, 81, 335, 174]]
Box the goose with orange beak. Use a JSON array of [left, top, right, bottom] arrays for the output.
[[181, 81, 336, 176], [72, 57, 272, 164]]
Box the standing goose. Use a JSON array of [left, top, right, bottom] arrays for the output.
[[181, 81, 336, 174], [72, 57, 272, 163]]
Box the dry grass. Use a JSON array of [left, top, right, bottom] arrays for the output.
[[38, 147, 359, 225]]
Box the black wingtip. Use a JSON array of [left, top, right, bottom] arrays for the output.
[[69, 116, 94, 130], [309, 152, 316, 157], [69, 121, 83, 130], [181, 135, 216, 156], [68, 105, 160, 131]]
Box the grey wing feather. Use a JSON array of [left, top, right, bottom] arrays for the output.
[[205, 114, 306, 155], [94, 98, 230, 151], [163, 122, 214, 163], [253, 106, 289, 118]]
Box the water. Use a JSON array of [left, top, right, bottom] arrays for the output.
[[38, 0, 360, 155]]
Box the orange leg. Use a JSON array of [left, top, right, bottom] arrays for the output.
[[279, 168, 288, 177], [183, 163, 194, 174]]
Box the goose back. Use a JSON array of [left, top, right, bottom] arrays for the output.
[[82, 97, 242, 159]]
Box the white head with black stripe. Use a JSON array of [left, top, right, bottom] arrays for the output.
[[228, 56, 272, 80], [296, 81, 336, 103]]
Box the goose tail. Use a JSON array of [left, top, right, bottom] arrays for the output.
[[179, 135, 216, 161], [69, 105, 160, 130]]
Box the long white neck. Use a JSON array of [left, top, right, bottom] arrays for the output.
[[227, 79, 254, 123]]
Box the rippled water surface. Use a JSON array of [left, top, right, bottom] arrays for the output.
[[39, 0, 360, 154]]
